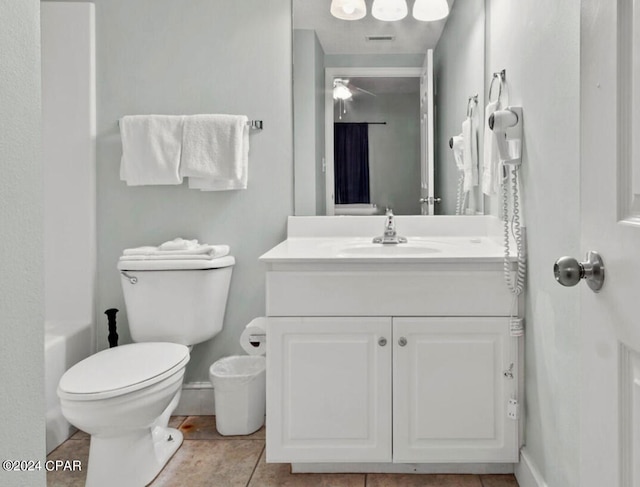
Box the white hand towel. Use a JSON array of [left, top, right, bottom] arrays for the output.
[[482, 101, 500, 196], [122, 244, 230, 259], [119, 115, 184, 185], [181, 114, 249, 190], [461, 117, 478, 193]]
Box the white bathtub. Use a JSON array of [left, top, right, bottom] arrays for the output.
[[45, 320, 94, 453]]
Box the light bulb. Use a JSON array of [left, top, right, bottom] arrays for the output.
[[342, 4, 356, 15], [330, 0, 366, 20], [372, 0, 408, 21], [412, 0, 449, 21], [333, 83, 353, 101]]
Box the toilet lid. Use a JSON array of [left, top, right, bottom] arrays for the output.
[[58, 343, 190, 401]]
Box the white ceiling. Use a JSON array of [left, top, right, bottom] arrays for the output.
[[293, 0, 454, 55]]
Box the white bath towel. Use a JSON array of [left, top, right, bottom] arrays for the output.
[[482, 101, 500, 196], [181, 114, 249, 190], [122, 244, 230, 259], [461, 116, 479, 193], [119, 115, 184, 185]]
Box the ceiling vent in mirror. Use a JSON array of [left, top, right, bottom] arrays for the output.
[[365, 35, 396, 42]]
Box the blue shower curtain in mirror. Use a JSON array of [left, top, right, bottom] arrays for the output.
[[334, 123, 370, 204]]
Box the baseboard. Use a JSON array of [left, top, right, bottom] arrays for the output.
[[292, 463, 515, 474], [173, 382, 215, 416], [515, 448, 549, 487]]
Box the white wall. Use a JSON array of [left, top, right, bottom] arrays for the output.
[[0, 1, 46, 486], [91, 0, 292, 382], [486, 1, 581, 486], [325, 53, 424, 68], [294, 29, 325, 216], [434, 0, 485, 215], [41, 2, 96, 325]]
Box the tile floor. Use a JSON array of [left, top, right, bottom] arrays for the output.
[[46, 416, 519, 487]]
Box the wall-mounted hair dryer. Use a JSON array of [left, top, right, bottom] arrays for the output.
[[489, 106, 523, 165]]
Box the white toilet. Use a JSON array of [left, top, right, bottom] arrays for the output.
[[57, 255, 235, 487]]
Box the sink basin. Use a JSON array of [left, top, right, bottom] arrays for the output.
[[337, 243, 440, 257]]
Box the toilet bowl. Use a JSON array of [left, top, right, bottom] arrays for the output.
[[58, 252, 234, 487], [58, 342, 189, 487]]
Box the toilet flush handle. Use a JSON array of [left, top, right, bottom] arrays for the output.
[[121, 271, 138, 284]]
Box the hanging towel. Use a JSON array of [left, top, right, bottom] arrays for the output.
[[119, 115, 184, 185], [181, 114, 250, 190], [482, 100, 501, 196], [461, 116, 478, 193]]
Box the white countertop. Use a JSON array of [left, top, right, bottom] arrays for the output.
[[260, 236, 514, 264], [259, 216, 517, 265]]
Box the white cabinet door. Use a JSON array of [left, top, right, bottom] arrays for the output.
[[393, 318, 519, 463], [266, 317, 392, 463]]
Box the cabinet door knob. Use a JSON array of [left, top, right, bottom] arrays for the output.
[[378, 337, 387, 347], [398, 337, 407, 347]]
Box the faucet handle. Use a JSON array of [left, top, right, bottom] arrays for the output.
[[385, 207, 393, 216]]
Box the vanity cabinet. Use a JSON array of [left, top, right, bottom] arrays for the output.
[[266, 315, 519, 464], [260, 223, 524, 468], [392, 318, 518, 463], [266, 317, 392, 463]]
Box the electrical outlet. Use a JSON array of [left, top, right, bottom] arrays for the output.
[[507, 398, 520, 420]]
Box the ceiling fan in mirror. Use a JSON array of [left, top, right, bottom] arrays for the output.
[[333, 78, 376, 119], [330, 0, 449, 22]]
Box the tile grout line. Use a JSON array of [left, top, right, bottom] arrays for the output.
[[245, 443, 265, 487]]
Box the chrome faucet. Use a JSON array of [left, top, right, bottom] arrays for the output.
[[373, 209, 407, 244]]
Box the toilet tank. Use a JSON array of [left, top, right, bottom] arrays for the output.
[[117, 256, 235, 346]]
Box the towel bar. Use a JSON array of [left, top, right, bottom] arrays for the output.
[[117, 118, 263, 130]]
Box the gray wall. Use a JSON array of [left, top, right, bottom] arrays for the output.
[[433, 0, 485, 215], [337, 92, 421, 215], [293, 29, 325, 216], [92, 0, 293, 382], [486, 1, 581, 485], [0, 1, 45, 485], [314, 34, 326, 215], [325, 53, 424, 68]]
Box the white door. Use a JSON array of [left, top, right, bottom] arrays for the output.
[[393, 318, 518, 463], [580, 1, 640, 485], [266, 317, 392, 463]]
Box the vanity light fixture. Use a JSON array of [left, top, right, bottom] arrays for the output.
[[330, 0, 367, 20], [330, 0, 448, 22], [372, 0, 408, 21], [412, 0, 449, 21]]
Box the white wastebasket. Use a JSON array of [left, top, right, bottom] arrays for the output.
[[209, 355, 266, 436]]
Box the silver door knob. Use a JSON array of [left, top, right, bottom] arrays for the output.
[[553, 251, 605, 292]]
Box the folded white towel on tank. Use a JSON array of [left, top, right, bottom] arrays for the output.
[[122, 243, 230, 259]]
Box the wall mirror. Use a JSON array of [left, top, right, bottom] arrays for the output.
[[293, 0, 486, 216]]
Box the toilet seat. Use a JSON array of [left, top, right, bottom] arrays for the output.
[[58, 342, 190, 401]]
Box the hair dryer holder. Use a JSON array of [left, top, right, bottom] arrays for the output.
[[489, 106, 523, 165]]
